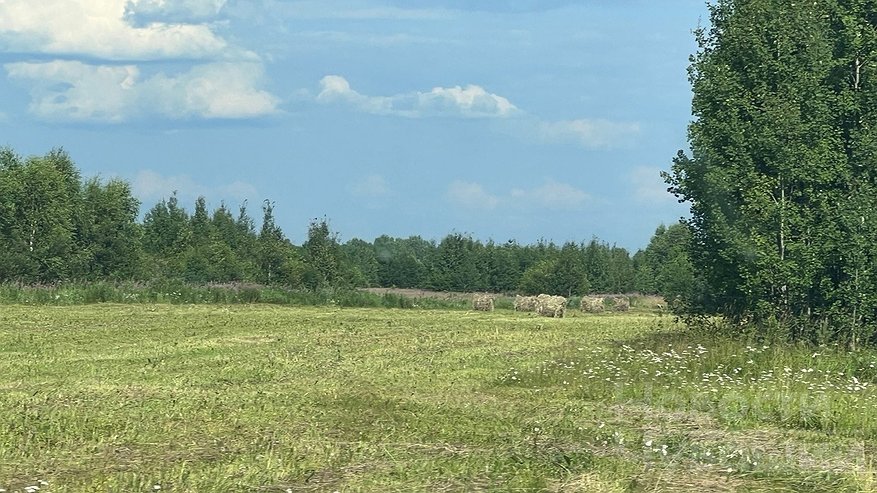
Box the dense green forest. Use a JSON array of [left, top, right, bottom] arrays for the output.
[[0, 146, 690, 299]]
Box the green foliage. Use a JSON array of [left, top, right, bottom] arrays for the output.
[[428, 233, 487, 292], [0, 150, 81, 282], [303, 218, 346, 289], [78, 178, 143, 280], [373, 235, 430, 288], [0, 145, 678, 299], [342, 238, 380, 286], [666, 0, 877, 345], [518, 243, 590, 296], [256, 200, 286, 284], [633, 224, 696, 303]]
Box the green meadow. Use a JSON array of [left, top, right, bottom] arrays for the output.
[[1, 305, 876, 492]]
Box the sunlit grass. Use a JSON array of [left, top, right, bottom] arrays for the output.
[[1, 305, 875, 491]]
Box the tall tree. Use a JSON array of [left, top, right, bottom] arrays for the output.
[[257, 200, 287, 284], [303, 218, 345, 289], [77, 178, 142, 279], [429, 233, 486, 292], [6, 154, 80, 281], [142, 193, 191, 278], [342, 238, 380, 287], [374, 235, 429, 288], [183, 196, 213, 282], [665, 0, 877, 344], [634, 224, 695, 302]]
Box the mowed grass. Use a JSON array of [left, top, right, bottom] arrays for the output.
[[1, 305, 876, 492]]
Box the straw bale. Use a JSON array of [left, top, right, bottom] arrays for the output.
[[609, 295, 630, 312], [535, 294, 566, 318], [472, 294, 495, 312], [581, 296, 605, 313], [514, 295, 538, 312]]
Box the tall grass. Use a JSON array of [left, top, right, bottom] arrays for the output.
[[0, 281, 473, 310], [501, 324, 877, 438]]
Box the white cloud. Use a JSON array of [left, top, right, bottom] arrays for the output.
[[317, 75, 518, 118], [538, 118, 640, 149], [126, 0, 227, 20], [6, 62, 137, 122], [447, 181, 500, 210], [349, 174, 390, 198], [133, 169, 257, 202], [510, 180, 589, 209], [6, 60, 279, 122], [630, 166, 674, 204], [0, 0, 239, 61], [315, 77, 638, 152], [447, 179, 589, 211], [144, 62, 279, 119], [418, 85, 517, 118]]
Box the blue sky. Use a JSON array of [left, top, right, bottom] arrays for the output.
[[0, 0, 708, 250]]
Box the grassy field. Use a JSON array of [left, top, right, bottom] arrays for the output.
[[1, 305, 876, 492]]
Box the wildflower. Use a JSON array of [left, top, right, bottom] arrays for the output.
[[153, 486, 161, 491], [645, 439, 653, 447]]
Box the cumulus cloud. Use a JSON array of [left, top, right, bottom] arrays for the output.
[[6, 60, 279, 122], [538, 118, 640, 149], [630, 166, 674, 204], [144, 62, 279, 119], [133, 169, 257, 201], [317, 75, 518, 118], [447, 181, 500, 210], [447, 179, 589, 210], [0, 0, 240, 61], [348, 174, 390, 198]]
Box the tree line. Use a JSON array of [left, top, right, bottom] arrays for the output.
[[0, 147, 690, 298]]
